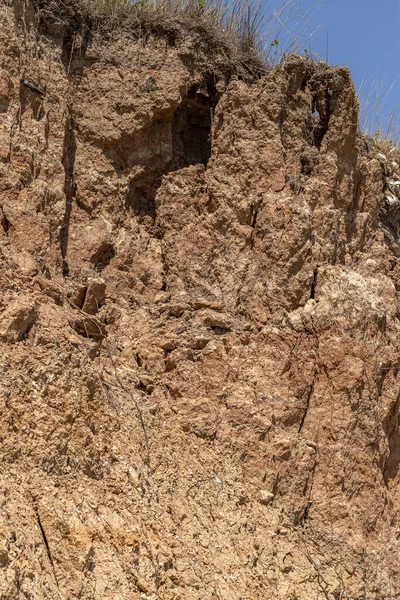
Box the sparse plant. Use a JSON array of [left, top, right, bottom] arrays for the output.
[[36, 0, 320, 79], [358, 74, 400, 150]]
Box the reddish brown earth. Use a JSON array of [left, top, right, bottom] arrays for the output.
[[1, 1, 400, 598]]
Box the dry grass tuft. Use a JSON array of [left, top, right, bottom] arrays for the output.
[[358, 75, 400, 151], [33, 0, 320, 80]]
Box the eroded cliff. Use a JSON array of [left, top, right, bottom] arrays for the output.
[[1, 1, 400, 598]]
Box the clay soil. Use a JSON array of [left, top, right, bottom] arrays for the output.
[[0, 1, 400, 598]]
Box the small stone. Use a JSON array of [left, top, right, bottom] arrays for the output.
[[12, 251, 38, 275], [139, 374, 154, 388], [189, 335, 210, 350], [143, 76, 157, 92], [201, 310, 231, 330], [154, 292, 170, 304], [0, 547, 9, 568], [259, 491, 274, 506], [240, 331, 251, 345], [168, 303, 187, 317], [160, 339, 176, 351], [305, 440, 317, 450], [191, 298, 223, 311], [0, 300, 37, 343], [82, 278, 106, 315], [71, 283, 87, 309], [165, 356, 177, 372]]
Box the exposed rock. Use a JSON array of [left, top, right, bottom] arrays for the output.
[[82, 278, 106, 315], [0, 2, 399, 599], [0, 299, 36, 343], [259, 490, 275, 506]]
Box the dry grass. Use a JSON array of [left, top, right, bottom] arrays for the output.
[[91, 0, 320, 63], [358, 75, 400, 150], [34, 0, 320, 79]]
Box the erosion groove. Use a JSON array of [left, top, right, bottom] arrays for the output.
[[0, 1, 400, 599], [298, 375, 316, 434], [60, 104, 76, 275]]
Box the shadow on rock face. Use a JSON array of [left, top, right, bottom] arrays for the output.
[[172, 82, 215, 170], [127, 80, 217, 222]]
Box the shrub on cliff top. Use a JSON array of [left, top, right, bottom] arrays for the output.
[[34, 0, 319, 79]]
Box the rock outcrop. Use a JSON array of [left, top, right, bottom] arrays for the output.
[[1, 1, 400, 598]]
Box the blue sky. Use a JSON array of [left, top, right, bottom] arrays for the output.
[[266, 0, 400, 131], [309, 0, 399, 94]]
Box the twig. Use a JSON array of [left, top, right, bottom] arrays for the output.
[[21, 78, 45, 96], [104, 338, 151, 470]]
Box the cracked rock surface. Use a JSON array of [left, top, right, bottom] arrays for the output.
[[1, 1, 400, 598]]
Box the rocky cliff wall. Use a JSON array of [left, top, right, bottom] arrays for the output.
[[1, 1, 400, 598]]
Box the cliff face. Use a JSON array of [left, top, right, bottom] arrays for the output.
[[1, 2, 400, 598]]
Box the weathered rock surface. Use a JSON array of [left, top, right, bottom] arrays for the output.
[[1, 1, 400, 598]]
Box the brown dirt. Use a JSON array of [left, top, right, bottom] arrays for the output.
[[1, 2, 400, 599]]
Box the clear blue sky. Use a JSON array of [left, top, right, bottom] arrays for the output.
[[266, 0, 400, 126]]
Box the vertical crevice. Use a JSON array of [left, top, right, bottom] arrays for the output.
[[298, 372, 316, 434], [60, 105, 77, 276], [310, 266, 318, 300], [249, 199, 262, 249], [312, 88, 332, 149], [34, 506, 61, 596], [1, 208, 9, 234]]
